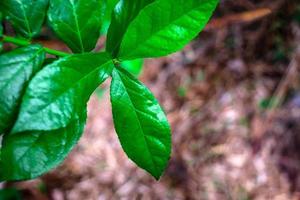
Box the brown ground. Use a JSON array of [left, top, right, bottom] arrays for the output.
[[5, 0, 300, 199]]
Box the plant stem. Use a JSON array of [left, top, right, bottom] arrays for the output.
[[43, 47, 70, 57], [1, 35, 70, 57]]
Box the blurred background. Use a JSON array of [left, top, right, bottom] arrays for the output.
[[2, 0, 300, 199]]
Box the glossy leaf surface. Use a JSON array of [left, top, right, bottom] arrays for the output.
[[0, 0, 48, 38], [0, 115, 85, 181], [118, 0, 219, 59], [48, 0, 106, 53], [110, 67, 171, 179], [101, 0, 119, 34], [106, 0, 155, 56], [12, 52, 113, 133], [0, 45, 45, 134]]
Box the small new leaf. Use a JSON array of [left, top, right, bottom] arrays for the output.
[[12, 52, 113, 133], [48, 0, 106, 53], [110, 67, 171, 179], [0, 0, 48, 38], [0, 45, 45, 134], [118, 0, 219, 59], [122, 59, 143, 77]]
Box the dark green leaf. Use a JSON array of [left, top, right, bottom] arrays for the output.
[[48, 0, 106, 53], [0, 45, 45, 134], [0, 189, 22, 200], [12, 52, 113, 133], [110, 67, 171, 179], [106, 0, 155, 56], [118, 0, 219, 59], [0, 0, 48, 38], [0, 114, 85, 181], [259, 97, 280, 110]]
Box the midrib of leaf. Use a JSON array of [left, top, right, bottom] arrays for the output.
[[68, 0, 84, 52], [115, 70, 160, 177], [16, 0, 33, 37], [3, 10, 26, 23], [108, 0, 155, 56], [20, 61, 111, 126], [9, 116, 84, 179], [121, 0, 212, 57], [0, 48, 43, 92], [13, 133, 42, 165]]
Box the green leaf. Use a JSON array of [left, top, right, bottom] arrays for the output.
[[118, 0, 219, 59], [110, 67, 171, 179], [0, 45, 45, 134], [259, 97, 280, 110], [11, 52, 113, 133], [122, 59, 143, 77], [101, 0, 119, 35], [0, 0, 48, 38], [0, 189, 22, 200], [106, 0, 155, 57], [48, 0, 106, 53], [0, 114, 86, 181]]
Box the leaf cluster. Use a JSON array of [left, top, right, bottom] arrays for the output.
[[0, 0, 218, 180]]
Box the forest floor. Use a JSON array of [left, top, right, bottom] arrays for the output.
[[6, 0, 300, 199]]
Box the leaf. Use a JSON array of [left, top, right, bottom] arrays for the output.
[[106, 0, 155, 57], [11, 52, 113, 133], [0, 0, 48, 38], [110, 67, 171, 179], [0, 114, 86, 181], [48, 0, 106, 53], [122, 59, 143, 77], [0, 189, 22, 200], [118, 0, 219, 59], [0, 45, 45, 134], [101, 0, 119, 35]]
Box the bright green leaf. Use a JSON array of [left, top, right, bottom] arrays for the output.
[[48, 0, 106, 53], [122, 59, 143, 77], [106, 0, 155, 56], [0, 0, 48, 38], [0, 45, 45, 134], [110, 67, 171, 179], [11, 52, 113, 133], [0, 114, 86, 181], [118, 0, 219, 59]]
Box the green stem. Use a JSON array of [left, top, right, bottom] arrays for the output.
[[43, 47, 70, 57], [1, 35, 70, 57], [2, 35, 30, 46]]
